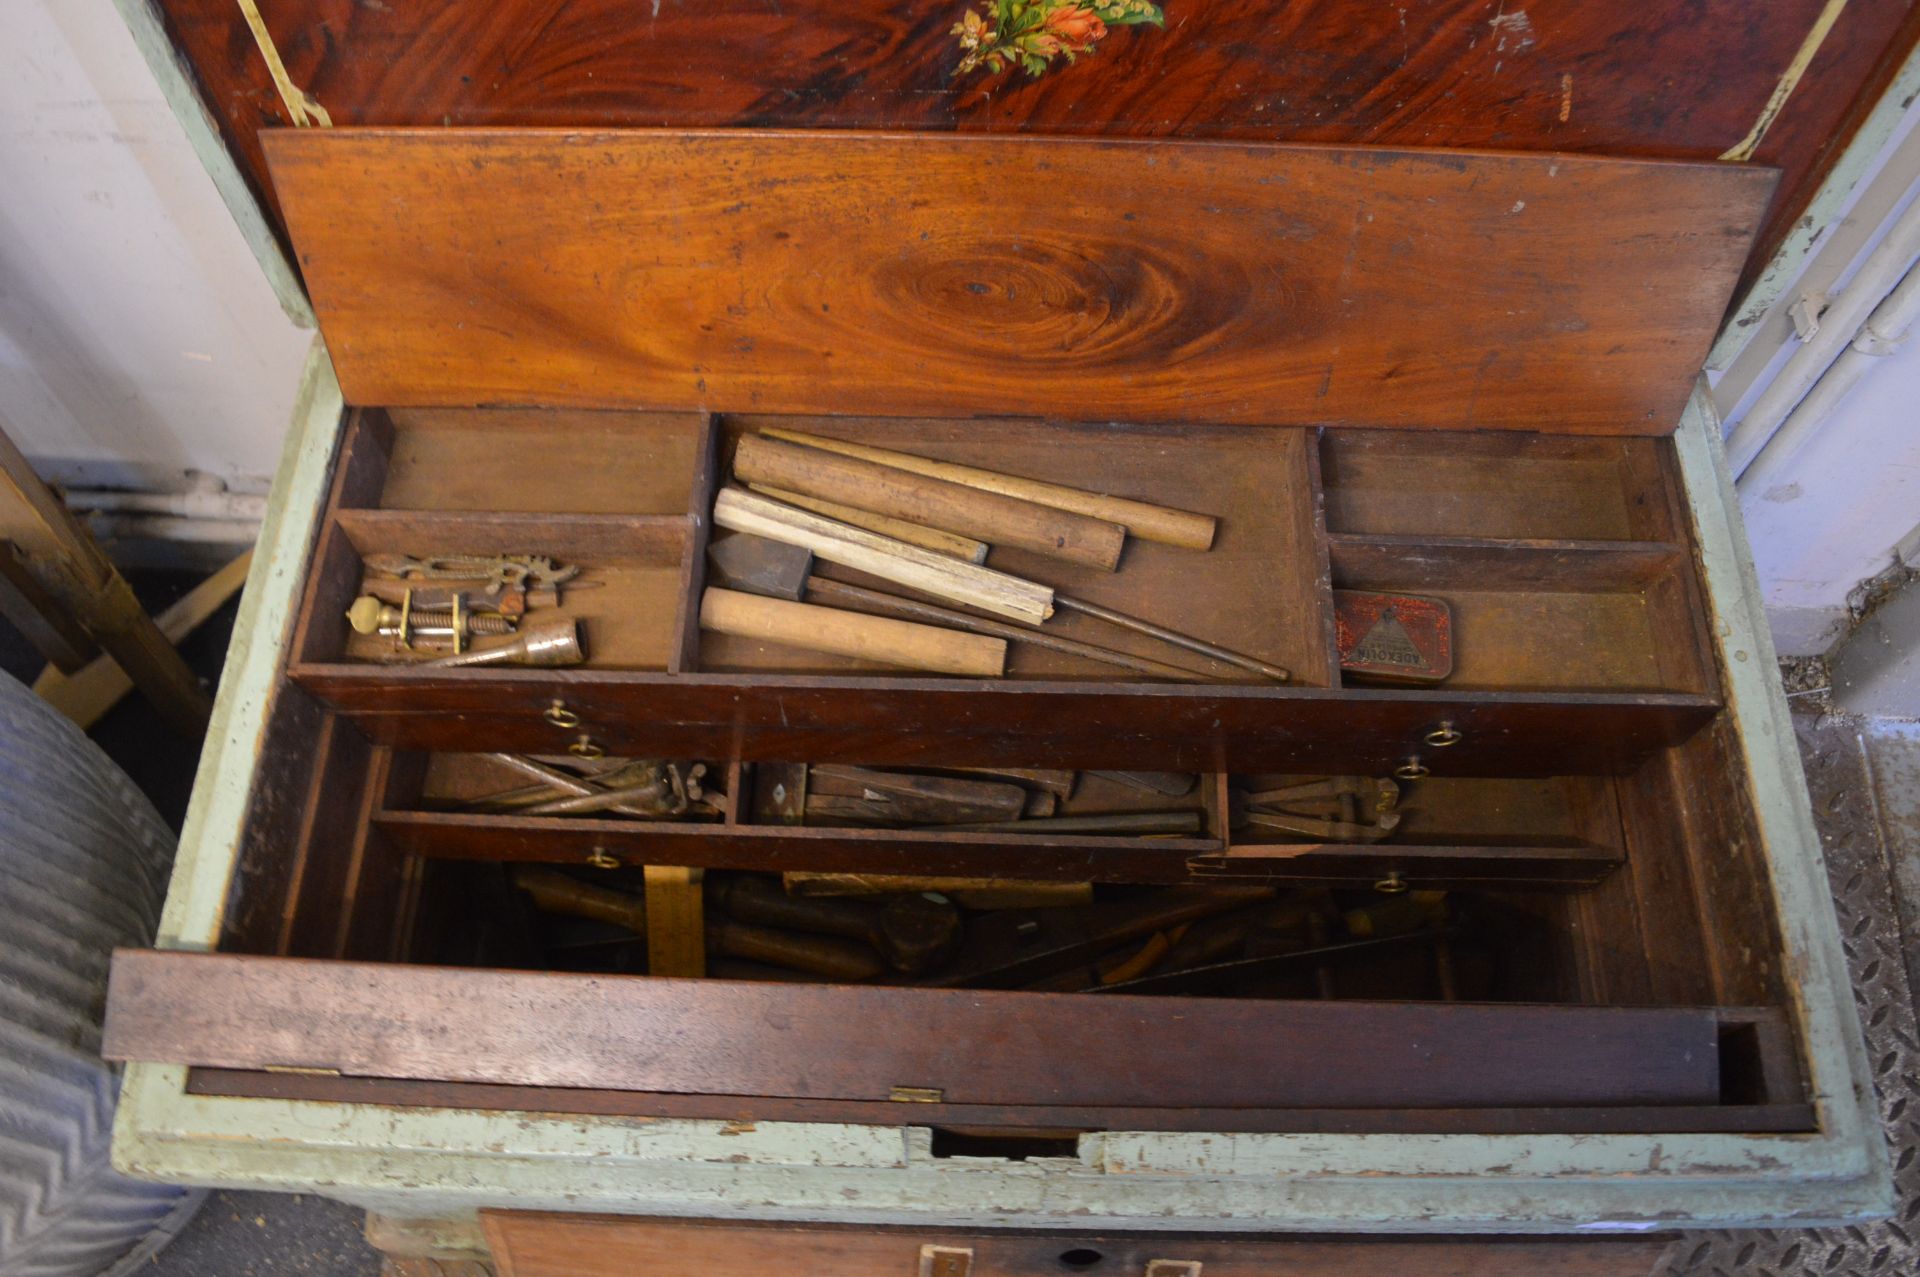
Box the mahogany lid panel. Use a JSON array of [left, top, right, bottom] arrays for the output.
[[157, 0, 1920, 293], [264, 129, 1773, 432]]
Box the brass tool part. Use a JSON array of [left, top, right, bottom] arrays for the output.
[[423, 618, 582, 667], [346, 594, 515, 639], [363, 553, 580, 594]]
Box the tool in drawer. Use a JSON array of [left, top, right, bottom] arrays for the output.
[[719, 488, 1290, 681], [804, 764, 1029, 826], [921, 887, 1275, 988], [756, 426, 1220, 551], [423, 617, 583, 667], [513, 868, 884, 981], [711, 876, 962, 975], [707, 531, 1211, 680], [472, 754, 722, 820], [364, 552, 580, 595], [1335, 590, 1453, 683], [701, 586, 1008, 676], [732, 433, 1129, 571], [345, 592, 515, 654], [1230, 776, 1401, 842]]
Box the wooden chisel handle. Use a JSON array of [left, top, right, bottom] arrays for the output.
[[736, 433, 1126, 571], [700, 587, 1006, 676], [803, 576, 1210, 682]]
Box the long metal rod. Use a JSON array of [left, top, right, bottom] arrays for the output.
[[1055, 594, 1291, 682], [804, 576, 1210, 681]]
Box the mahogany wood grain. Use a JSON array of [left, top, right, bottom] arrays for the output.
[[373, 809, 1616, 889], [184, 1067, 1819, 1137], [158, 0, 1920, 298], [262, 129, 1773, 433], [106, 951, 1723, 1108], [482, 1213, 1669, 1277], [288, 668, 1720, 775]]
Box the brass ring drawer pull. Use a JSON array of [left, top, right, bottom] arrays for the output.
[[1394, 758, 1430, 781], [1373, 871, 1409, 895], [1424, 721, 1462, 747], [544, 699, 580, 729], [568, 734, 605, 759], [585, 845, 621, 869]]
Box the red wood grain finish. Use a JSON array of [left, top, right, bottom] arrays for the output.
[[264, 129, 1771, 431], [103, 950, 1722, 1108], [482, 1214, 1668, 1277], [159, 0, 1919, 292]]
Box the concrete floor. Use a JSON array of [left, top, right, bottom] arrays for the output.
[[5, 581, 1918, 1275]]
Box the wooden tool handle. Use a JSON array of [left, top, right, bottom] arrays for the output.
[[713, 487, 1054, 624], [762, 426, 1218, 550], [745, 484, 988, 563], [513, 867, 648, 934], [736, 434, 1126, 571], [804, 575, 1209, 682], [710, 918, 885, 982], [700, 587, 1006, 676]]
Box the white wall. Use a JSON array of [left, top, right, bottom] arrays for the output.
[[0, 0, 311, 493], [1739, 329, 1920, 655]]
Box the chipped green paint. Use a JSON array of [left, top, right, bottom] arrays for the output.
[[110, 372, 1889, 1231]]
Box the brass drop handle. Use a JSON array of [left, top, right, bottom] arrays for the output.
[[544, 699, 580, 729], [1423, 721, 1462, 747], [1373, 871, 1410, 895], [568, 734, 606, 760], [584, 845, 621, 870], [1394, 758, 1430, 781]]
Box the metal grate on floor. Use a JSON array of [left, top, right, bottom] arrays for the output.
[[1663, 716, 1920, 1275]]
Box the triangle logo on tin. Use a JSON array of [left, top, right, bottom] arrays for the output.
[[1352, 610, 1424, 670]]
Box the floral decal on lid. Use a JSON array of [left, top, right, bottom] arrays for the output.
[[952, 0, 1166, 80]]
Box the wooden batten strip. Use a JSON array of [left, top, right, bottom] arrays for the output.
[[762, 427, 1218, 551], [106, 951, 1722, 1108]]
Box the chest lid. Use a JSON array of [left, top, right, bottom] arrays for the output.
[[265, 128, 1770, 433]]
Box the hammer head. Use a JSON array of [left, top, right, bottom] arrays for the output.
[[706, 531, 814, 602]]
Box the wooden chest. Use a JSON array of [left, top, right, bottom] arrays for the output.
[[102, 0, 1904, 1251]]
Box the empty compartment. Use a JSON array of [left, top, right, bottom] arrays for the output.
[[364, 408, 707, 515], [1320, 430, 1681, 541]]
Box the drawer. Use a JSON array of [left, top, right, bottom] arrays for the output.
[[480, 1214, 1669, 1277], [103, 129, 1887, 1233], [281, 409, 1719, 778]]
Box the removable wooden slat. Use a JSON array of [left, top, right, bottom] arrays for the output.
[[106, 951, 1721, 1108], [289, 671, 1719, 776], [375, 810, 1616, 889], [186, 1068, 1817, 1136], [262, 130, 1772, 434], [331, 509, 687, 560]]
